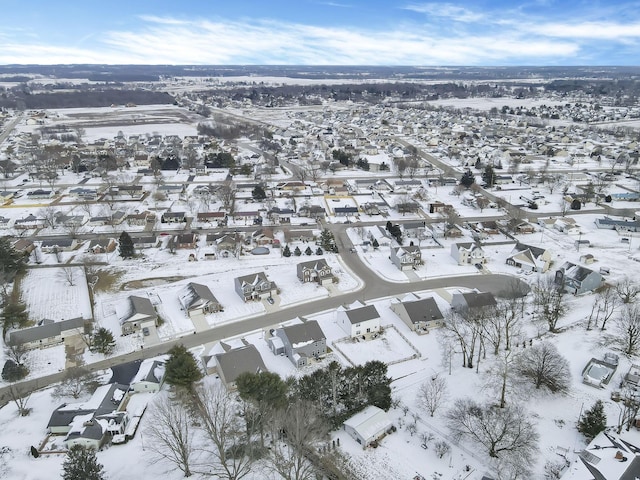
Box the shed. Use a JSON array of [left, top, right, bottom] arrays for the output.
[[343, 405, 393, 448]]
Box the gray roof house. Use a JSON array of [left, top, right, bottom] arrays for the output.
[[47, 382, 129, 450], [269, 319, 326, 367], [336, 303, 381, 339], [120, 296, 158, 335], [506, 243, 552, 273], [178, 282, 222, 318], [451, 291, 497, 317], [213, 344, 267, 390], [390, 245, 422, 271], [8, 317, 86, 350], [234, 272, 277, 302], [297, 259, 334, 286], [390, 294, 444, 333], [555, 261, 604, 295]]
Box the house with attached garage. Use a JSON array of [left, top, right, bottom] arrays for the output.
[[7, 317, 87, 350], [554, 261, 604, 295], [41, 238, 78, 253], [336, 302, 381, 339], [234, 272, 277, 302], [450, 242, 487, 266], [178, 282, 222, 318], [129, 359, 165, 393], [47, 383, 130, 450], [390, 294, 445, 333], [208, 343, 267, 390], [451, 291, 497, 318], [268, 319, 326, 367], [297, 258, 334, 285], [119, 295, 158, 335], [88, 238, 116, 254], [390, 245, 422, 271], [506, 243, 552, 273], [343, 405, 394, 449]]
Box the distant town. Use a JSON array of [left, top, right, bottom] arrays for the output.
[[0, 65, 639, 480]]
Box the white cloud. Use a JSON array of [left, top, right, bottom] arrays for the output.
[[0, 15, 627, 65], [403, 3, 484, 23], [536, 21, 640, 40]]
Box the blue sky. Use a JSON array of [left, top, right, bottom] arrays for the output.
[[0, 0, 639, 65]]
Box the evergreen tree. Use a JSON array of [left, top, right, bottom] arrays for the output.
[[252, 185, 266, 200], [282, 245, 291, 257], [482, 165, 496, 187], [1, 359, 28, 382], [315, 247, 323, 255], [118, 231, 134, 258], [1, 301, 29, 335], [293, 246, 302, 256], [62, 444, 105, 480], [0, 236, 27, 280], [164, 344, 203, 391], [460, 169, 475, 188], [91, 328, 116, 355], [372, 238, 379, 249], [319, 229, 336, 251], [578, 400, 607, 440], [305, 246, 313, 256]]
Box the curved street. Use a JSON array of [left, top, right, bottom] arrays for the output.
[[0, 224, 527, 404]]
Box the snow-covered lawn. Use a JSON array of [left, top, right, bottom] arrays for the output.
[[333, 325, 419, 366]]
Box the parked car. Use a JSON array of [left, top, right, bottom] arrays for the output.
[[267, 297, 274, 304], [142, 327, 150, 336]]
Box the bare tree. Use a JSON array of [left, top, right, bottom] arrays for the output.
[[441, 310, 482, 368], [192, 383, 254, 480], [514, 342, 570, 394], [5, 343, 27, 365], [591, 285, 619, 330], [59, 267, 77, 286], [417, 375, 448, 417], [434, 441, 450, 459], [38, 206, 58, 229], [446, 399, 538, 463], [616, 277, 640, 305], [145, 394, 197, 477], [217, 180, 236, 213], [7, 383, 31, 416], [268, 400, 328, 480], [487, 348, 517, 409], [51, 366, 95, 400], [616, 303, 640, 355], [532, 275, 567, 332]]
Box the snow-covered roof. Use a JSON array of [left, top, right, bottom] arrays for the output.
[[343, 405, 393, 443]]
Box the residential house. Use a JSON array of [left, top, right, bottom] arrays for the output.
[[26, 189, 54, 199], [174, 233, 197, 249], [178, 282, 222, 318], [14, 214, 45, 230], [284, 229, 315, 243], [269, 319, 326, 367], [41, 238, 78, 253], [334, 206, 359, 217], [343, 406, 393, 449], [297, 258, 334, 286], [401, 221, 426, 238], [268, 207, 294, 224], [234, 272, 277, 302], [130, 359, 165, 393], [120, 296, 158, 335], [47, 383, 129, 450], [555, 261, 604, 295], [125, 211, 156, 227], [595, 216, 640, 233], [196, 211, 226, 226], [562, 431, 640, 480], [161, 211, 186, 224], [211, 344, 267, 390], [451, 291, 497, 317], [450, 242, 487, 266], [336, 303, 381, 339], [88, 238, 116, 254], [390, 245, 422, 271], [298, 205, 326, 220], [390, 294, 444, 333], [131, 235, 157, 250], [11, 238, 35, 255], [8, 317, 87, 350], [506, 243, 552, 273]]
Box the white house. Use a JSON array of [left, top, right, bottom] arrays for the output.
[[343, 405, 393, 448], [450, 242, 487, 265], [336, 302, 381, 339], [130, 359, 165, 393]]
